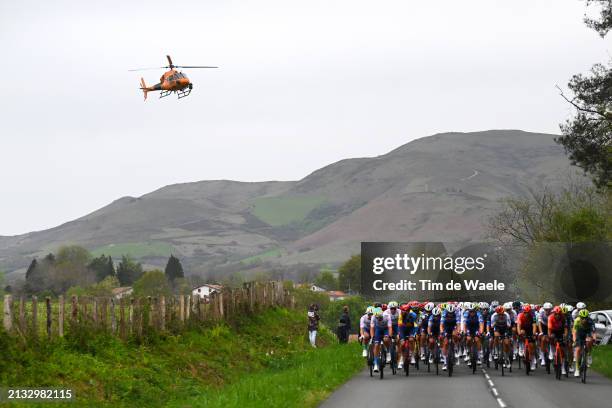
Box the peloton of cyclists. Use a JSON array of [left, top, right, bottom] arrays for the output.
[[359, 300, 597, 378]]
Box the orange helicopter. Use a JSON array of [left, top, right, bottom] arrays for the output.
[[129, 55, 217, 100]]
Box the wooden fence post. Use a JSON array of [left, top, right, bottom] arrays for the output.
[[135, 298, 142, 338], [129, 298, 134, 335], [31, 295, 38, 338], [219, 291, 224, 318], [92, 298, 98, 325], [71, 296, 78, 323], [119, 298, 126, 339], [179, 295, 185, 324], [186, 295, 191, 322], [58, 295, 64, 337], [110, 298, 116, 334], [19, 296, 25, 335], [160, 296, 165, 331], [46, 297, 52, 338], [3, 295, 12, 332]]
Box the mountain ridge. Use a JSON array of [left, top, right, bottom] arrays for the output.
[[1, 129, 575, 282]]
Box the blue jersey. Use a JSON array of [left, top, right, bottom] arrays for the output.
[[462, 310, 483, 329]]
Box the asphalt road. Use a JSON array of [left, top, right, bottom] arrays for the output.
[[320, 359, 612, 408]]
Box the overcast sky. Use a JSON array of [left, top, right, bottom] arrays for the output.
[[0, 0, 609, 236]]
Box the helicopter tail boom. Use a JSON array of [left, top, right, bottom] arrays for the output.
[[140, 78, 148, 101]]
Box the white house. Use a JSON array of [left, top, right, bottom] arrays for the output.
[[310, 284, 326, 292], [112, 286, 133, 299], [192, 283, 223, 299]]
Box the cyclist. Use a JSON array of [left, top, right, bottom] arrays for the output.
[[572, 309, 596, 377], [572, 301, 587, 320], [563, 304, 576, 372], [548, 305, 568, 375], [511, 301, 522, 358], [359, 306, 374, 357], [517, 304, 537, 370], [461, 302, 484, 366], [398, 303, 418, 368], [491, 305, 512, 368], [383, 301, 401, 365], [370, 307, 391, 373], [538, 302, 553, 366], [427, 306, 442, 364], [440, 303, 461, 371], [419, 302, 434, 361]]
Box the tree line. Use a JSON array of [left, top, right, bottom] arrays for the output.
[[17, 246, 189, 298]]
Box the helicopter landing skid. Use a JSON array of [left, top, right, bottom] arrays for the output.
[[159, 90, 172, 99], [177, 88, 191, 99]]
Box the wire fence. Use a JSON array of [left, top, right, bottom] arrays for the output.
[[2, 281, 294, 341]]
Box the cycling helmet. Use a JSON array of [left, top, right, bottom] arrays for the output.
[[579, 309, 589, 318], [366, 306, 374, 315], [445, 304, 455, 313], [491, 300, 499, 308], [565, 304, 574, 312], [479, 302, 489, 310], [553, 306, 562, 314], [543, 302, 553, 310], [576, 302, 586, 310], [388, 301, 399, 309], [466, 302, 475, 311], [400, 304, 410, 312], [381, 303, 388, 311], [374, 302, 382, 308], [523, 305, 532, 313], [512, 300, 521, 310], [424, 302, 434, 312], [373, 308, 383, 317], [458, 302, 465, 309], [495, 306, 504, 314], [432, 307, 441, 316], [504, 302, 512, 310]]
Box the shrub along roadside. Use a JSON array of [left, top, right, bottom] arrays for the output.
[[0, 307, 357, 407]]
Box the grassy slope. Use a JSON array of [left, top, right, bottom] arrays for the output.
[[252, 196, 325, 226], [90, 242, 174, 258], [593, 344, 612, 379], [0, 307, 363, 407]]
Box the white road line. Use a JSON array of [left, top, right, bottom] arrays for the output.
[[482, 368, 508, 408]]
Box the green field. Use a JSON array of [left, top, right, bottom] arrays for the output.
[[240, 248, 283, 264], [252, 196, 325, 226], [90, 242, 174, 259]]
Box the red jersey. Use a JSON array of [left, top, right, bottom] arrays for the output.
[[517, 311, 535, 329], [547, 313, 566, 332]]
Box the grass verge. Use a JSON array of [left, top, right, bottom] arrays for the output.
[[0, 307, 361, 407], [592, 344, 612, 379]]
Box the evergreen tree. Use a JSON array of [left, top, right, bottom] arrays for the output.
[[25, 258, 38, 281], [88, 254, 116, 282], [164, 254, 184, 285], [116, 255, 143, 286]]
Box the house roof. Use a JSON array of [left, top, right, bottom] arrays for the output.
[[112, 287, 132, 295], [193, 283, 223, 291], [327, 291, 347, 297]]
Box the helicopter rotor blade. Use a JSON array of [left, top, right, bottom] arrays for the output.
[[128, 67, 166, 71], [174, 65, 218, 69]]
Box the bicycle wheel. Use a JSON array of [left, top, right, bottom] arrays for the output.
[[426, 341, 431, 373], [555, 348, 561, 380], [448, 340, 454, 377], [581, 347, 588, 384], [471, 341, 477, 374], [403, 341, 410, 377], [380, 348, 385, 380], [414, 341, 420, 370], [435, 343, 440, 376], [368, 346, 374, 377]]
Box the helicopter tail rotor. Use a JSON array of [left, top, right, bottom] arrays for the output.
[[140, 78, 148, 101], [166, 55, 174, 69]]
